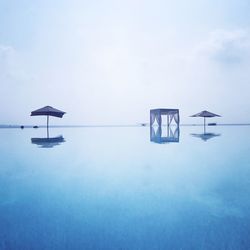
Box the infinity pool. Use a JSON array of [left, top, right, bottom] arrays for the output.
[[0, 126, 250, 249]]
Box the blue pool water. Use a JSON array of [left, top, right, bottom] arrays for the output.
[[0, 126, 250, 250]]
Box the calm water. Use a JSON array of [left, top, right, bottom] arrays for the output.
[[1, 126, 250, 250]]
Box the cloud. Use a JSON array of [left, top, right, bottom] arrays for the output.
[[0, 45, 14, 55], [0, 45, 15, 79], [0, 44, 33, 84], [196, 29, 250, 64]]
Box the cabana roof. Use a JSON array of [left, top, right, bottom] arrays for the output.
[[150, 108, 179, 115]]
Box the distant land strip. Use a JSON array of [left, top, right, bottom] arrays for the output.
[[1, 123, 250, 128]]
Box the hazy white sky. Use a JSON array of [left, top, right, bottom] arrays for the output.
[[1, 0, 250, 125]]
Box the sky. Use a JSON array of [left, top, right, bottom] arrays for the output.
[[0, 0, 250, 125]]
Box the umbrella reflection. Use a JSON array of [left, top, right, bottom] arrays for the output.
[[31, 135, 65, 148], [150, 126, 180, 144], [191, 132, 221, 142]]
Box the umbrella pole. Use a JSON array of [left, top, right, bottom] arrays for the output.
[[203, 117, 206, 134], [47, 115, 49, 138]]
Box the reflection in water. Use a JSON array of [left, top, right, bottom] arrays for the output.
[[31, 135, 65, 148], [150, 126, 180, 143], [191, 132, 221, 142]]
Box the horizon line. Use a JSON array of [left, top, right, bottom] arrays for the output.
[[1, 123, 250, 129]]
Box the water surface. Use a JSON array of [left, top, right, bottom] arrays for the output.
[[0, 126, 250, 249]]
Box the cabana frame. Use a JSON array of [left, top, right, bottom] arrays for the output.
[[150, 109, 180, 127]]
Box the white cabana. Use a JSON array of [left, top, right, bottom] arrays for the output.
[[150, 109, 180, 127]]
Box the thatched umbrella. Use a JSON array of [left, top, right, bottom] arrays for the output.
[[190, 110, 221, 133], [190, 110, 221, 130], [31, 106, 66, 137]]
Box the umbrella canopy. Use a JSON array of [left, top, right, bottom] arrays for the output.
[[31, 106, 65, 118], [190, 110, 221, 118]]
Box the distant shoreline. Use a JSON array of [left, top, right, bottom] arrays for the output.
[[1, 123, 250, 129]]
